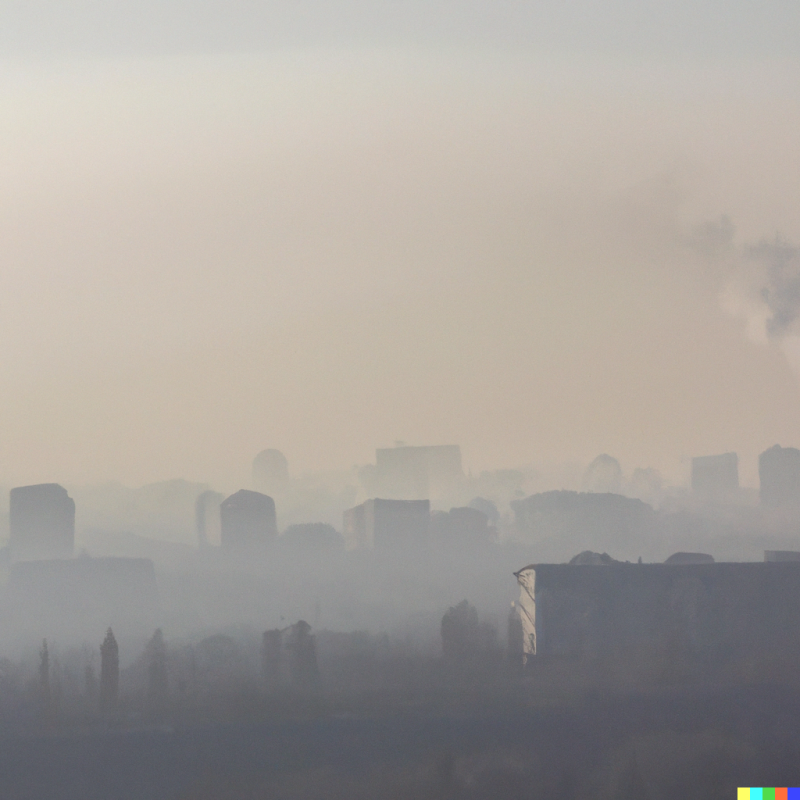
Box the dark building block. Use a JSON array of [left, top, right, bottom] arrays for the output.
[[759, 444, 800, 506], [220, 490, 277, 551], [343, 498, 430, 549], [517, 561, 800, 664], [9, 483, 75, 561], [252, 449, 289, 496]]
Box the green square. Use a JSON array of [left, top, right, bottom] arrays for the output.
[[764, 789, 776, 800]]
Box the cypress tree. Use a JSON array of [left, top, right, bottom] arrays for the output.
[[100, 628, 119, 712]]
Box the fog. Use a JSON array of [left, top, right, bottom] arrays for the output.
[[2, 2, 800, 798], [2, 43, 800, 489]]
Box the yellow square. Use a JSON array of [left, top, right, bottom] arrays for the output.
[[738, 790, 751, 800]]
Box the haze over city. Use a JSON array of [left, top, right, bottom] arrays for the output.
[[1, 2, 800, 490], [2, 2, 800, 798]]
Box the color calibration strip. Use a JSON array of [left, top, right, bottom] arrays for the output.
[[738, 790, 800, 799]]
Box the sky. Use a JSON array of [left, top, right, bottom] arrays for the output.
[[1, 2, 800, 491]]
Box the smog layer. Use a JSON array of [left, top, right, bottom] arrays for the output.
[[2, 2, 800, 798]]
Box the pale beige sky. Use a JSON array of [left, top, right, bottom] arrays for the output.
[[1, 48, 799, 491]]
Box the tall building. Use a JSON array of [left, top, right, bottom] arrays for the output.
[[759, 444, 800, 506], [252, 450, 289, 496], [343, 498, 430, 549], [9, 483, 75, 562], [514, 560, 800, 665], [220, 490, 277, 552], [374, 445, 462, 500], [691, 452, 739, 503]]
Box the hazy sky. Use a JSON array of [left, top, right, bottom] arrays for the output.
[[1, 2, 800, 490]]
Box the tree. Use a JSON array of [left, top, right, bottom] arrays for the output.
[[441, 600, 480, 661], [146, 628, 168, 716], [100, 628, 119, 712], [286, 621, 318, 687]]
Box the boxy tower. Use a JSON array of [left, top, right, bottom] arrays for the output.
[[219, 489, 277, 553], [9, 483, 75, 562], [759, 444, 800, 507]]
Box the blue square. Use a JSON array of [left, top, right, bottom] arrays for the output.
[[787, 789, 800, 800]]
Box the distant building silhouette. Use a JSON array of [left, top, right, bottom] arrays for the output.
[[374, 445, 462, 500], [252, 450, 289, 496], [195, 490, 224, 547], [343, 498, 430, 549], [582, 455, 622, 494], [430, 506, 493, 548], [759, 444, 800, 506], [9, 483, 75, 561], [764, 550, 800, 562], [664, 552, 714, 565], [219, 490, 277, 552], [691, 452, 738, 503], [9, 483, 75, 562], [515, 559, 800, 667], [511, 490, 657, 559], [280, 523, 344, 551]]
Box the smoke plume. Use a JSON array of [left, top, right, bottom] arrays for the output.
[[694, 217, 800, 372]]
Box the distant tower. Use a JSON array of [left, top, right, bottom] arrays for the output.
[[343, 498, 429, 550], [220, 490, 278, 552], [760, 444, 800, 506], [252, 450, 289, 496], [9, 484, 75, 562]]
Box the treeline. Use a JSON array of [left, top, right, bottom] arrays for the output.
[[0, 600, 521, 731]]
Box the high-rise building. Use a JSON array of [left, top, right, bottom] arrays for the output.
[[220, 489, 277, 552], [9, 483, 75, 561], [252, 450, 289, 496], [343, 498, 430, 549], [759, 444, 800, 506]]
